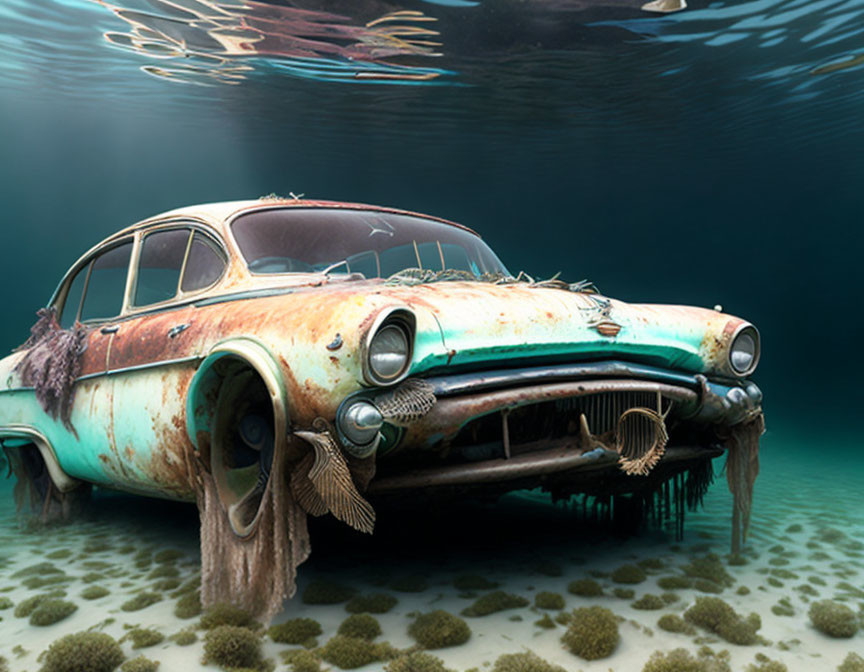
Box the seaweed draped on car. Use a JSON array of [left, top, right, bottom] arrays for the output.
[[0, 197, 763, 620]]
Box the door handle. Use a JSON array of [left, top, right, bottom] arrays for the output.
[[168, 323, 191, 339], [100, 325, 119, 335]]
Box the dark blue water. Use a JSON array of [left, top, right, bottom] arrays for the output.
[[1, 1, 862, 670]]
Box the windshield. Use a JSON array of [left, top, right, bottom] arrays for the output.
[[231, 208, 509, 279]]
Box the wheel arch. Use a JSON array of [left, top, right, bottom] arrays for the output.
[[0, 425, 80, 492]]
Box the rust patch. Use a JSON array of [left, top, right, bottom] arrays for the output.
[[329, 356, 339, 365]]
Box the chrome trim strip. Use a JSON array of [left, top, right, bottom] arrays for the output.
[[75, 355, 202, 383]]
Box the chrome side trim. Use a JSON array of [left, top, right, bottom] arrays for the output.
[[75, 355, 202, 383]]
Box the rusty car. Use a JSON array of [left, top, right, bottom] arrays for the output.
[[0, 197, 764, 618]]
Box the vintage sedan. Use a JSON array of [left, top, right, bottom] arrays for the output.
[[0, 197, 763, 618]]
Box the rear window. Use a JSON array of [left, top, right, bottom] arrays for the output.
[[231, 208, 508, 279]]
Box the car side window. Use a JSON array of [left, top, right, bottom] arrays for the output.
[[181, 232, 226, 293], [58, 262, 90, 329], [79, 240, 134, 322], [134, 229, 192, 307]]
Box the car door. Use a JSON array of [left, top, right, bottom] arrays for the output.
[[105, 224, 227, 500]]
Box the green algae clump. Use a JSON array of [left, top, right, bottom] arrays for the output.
[[319, 635, 396, 669], [567, 579, 604, 597], [345, 593, 398, 614], [202, 625, 264, 670], [268, 617, 322, 645], [173, 591, 201, 619], [631, 594, 665, 610], [684, 597, 761, 645], [199, 603, 261, 631], [560, 606, 620, 660], [611, 564, 647, 584], [302, 580, 355, 605], [461, 591, 529, 617], [658, 576, 693, 590], [682, 555, 735, 588], [281, 649, 322, 672], [408, 610, 471, 649], [385, 651, 455, 672], [492, 651, 567, 672], [125, 627, 164, 649], [0, 596, 12, 610], [39, 632, 125, 672], [808, 600, 859, 638], [657, 614, 696, 635], [337, 613, 382, 640], [29, 599, 78, 626], [534, 592, 565, 610], [838, 653, 864, 672], [170, 629, 197, 646], [81, 586, 110, 600], [120, 657, 159, 672], [120, 592, 161, 612], [642, 648, 731, 672]]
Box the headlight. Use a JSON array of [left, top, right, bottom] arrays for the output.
[[338, 400, 383, 456], [729, 326, 760, 376], [368, 324, 410, 383]]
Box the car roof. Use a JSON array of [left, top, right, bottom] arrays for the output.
[[106, 198, 481, 243]]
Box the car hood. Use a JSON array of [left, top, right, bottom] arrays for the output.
[[367, 281, 747, 379]]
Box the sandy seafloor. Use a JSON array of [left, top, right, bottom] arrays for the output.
[[0, 427, 862, 671]]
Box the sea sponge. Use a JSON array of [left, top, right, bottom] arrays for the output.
[[631, 594, 665, 610], [200, 603, 261, 631], [408, 610, 471, 648], [838, 653, 864, 672], [611, 565, 647, 585], [657, 614, 696, 635], [268, 618, 323, 645], [124, 627, 164, 649], [120, 592, 161, 612], [202, 625, 264, 669], [302, 580, 356, 605], [453, 575, 499, 591], [567, 579, 604, 597], [120, 657, 159, 672], [338, 613, 382, 641], [319, 635, 395, 669], [38, 632, 125, 672], [560, 606, 620, 660], [385, 651, 455, 672], [808, 600, 859, 638], [461, 591, 529, 617], [534, 592, 565, 610], [389, 575, 428, 593], [29, 599, 78, 626], [492, 651, 567, 672], [684, 597, 761, 645], [345, 593, 398, 614], [81, 586, 110, 600], [642, 648, 731, 672], [281, 649, 323, 672]]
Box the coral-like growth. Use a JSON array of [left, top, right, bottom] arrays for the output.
[[120, 592, 161, 612], [642, 648, 731, 672], [657, 614, 696, 635], [346, 593, 398, 614], [808, 600, 859, 638], [682, 555, 734, 588], [200, 603, 261, 631], [120, 657, 159, 672], [534, 592, 565, 610], [338, 613, 382, 641], [631, 594, 665, 610], [408, 610, 471, 649], [684, 597, 761, 645], [319, 635, 396, 669], [838, 653, 864, 672], [453, 575, 499, 591], [81, 586, 110, 600], [492, 651, 567, 672], [385, 651, 455, 672], [39, 632, 125, 672], [268, 618, 322, 645], [611, 565, 647, 584], [745, 655, 788, 672], [534, 614, 556, 629], [173, 591, 201, 619], [170, 629, 197, 646], [461, 591, 529, 617], [125, 628, 164, 649], [29, 599, 77, 626], [567, 579, 604, 597], [302, 580, 356, 605], [658, 576, 693, 590], [202, 626, 264, 670], [560, 606, 620, 660]]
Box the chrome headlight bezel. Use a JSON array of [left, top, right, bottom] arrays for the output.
[[728, 324, 760, 377], [362, 308, 415, 386]]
